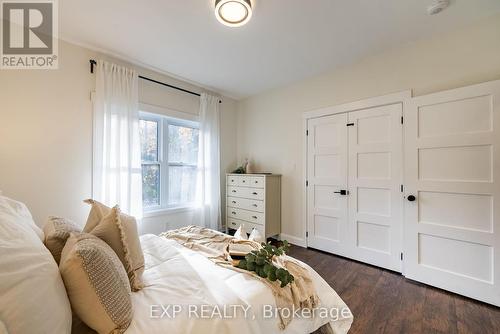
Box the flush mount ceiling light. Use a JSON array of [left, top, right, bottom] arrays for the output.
[[215, 0, 253, 27]]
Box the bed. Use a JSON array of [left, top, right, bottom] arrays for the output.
[[0, 194, 353, 334], [127, 234, 353, 333]]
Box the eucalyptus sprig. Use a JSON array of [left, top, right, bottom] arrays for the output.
[[236, 240, 294, 288]]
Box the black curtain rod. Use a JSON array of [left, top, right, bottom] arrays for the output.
[[89, 60, 221, 103]]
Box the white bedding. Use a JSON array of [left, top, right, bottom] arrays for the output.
[[0, 195, 72, 334], [126, 234, 353, 334]]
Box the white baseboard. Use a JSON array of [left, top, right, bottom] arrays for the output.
[[279, 233, 307, 248]]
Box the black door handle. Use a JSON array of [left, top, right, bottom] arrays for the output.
[[407, 195, 416, 202], [334, 190, 349, 195]]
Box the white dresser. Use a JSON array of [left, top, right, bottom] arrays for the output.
[[226, 173, 281, 238]]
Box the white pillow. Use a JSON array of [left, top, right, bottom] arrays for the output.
[[248, 228, 264, 243], [0, 198, 72, 334], [234, 224, 248, 240], [0, 195, 44, 241]]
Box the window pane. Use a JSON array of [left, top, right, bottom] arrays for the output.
[[142, 164, 160, 207], [168, 124, 199, 164], [140, 119, 158, 162], [168, 166, 197, 206]]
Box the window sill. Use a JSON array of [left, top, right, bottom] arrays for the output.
[[142, 206, 195, 218]]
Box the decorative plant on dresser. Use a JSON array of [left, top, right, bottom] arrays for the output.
[[226, 173, 281, 239]]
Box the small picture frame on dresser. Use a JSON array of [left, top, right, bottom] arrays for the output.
[[226, 173, 281, 240]]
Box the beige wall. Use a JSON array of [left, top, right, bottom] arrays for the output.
[[0, 40, 238, 231], [236, 15, 500, 243]]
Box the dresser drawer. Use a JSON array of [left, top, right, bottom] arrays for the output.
[[237, 176, 264, 188], [227, 186, 264, 200], [227, 218, 265, 237], [227, 175, 240, 186], [227, 207, 264, 225], [227, 196, 264, 213]]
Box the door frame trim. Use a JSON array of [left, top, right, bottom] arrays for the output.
[[303, 90, 412, 250], [303, 90, 412, 120]]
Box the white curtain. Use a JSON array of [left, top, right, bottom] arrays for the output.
[[92, 60, 142, 218], [194, 93, 221, 230]]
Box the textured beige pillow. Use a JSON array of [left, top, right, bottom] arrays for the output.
[[82, 199, 110, 233], [83, 199, 145, 291], [43, 216, 82, 264], [60, 233, 132, 334]]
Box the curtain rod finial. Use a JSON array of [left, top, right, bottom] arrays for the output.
[[89, 59, 97, 73]]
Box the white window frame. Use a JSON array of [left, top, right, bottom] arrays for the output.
[[139, 105, 200, 215]]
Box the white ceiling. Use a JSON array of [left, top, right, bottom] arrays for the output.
[[60, 0, 500, 99]]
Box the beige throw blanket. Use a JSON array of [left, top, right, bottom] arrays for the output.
[[160, 226, 320, 330]]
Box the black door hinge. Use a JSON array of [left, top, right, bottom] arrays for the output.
[[400, 252, 404, 261], [306, 231, 309, 238], [346, 123, 355, 127], [306, 130, 309, 136], [401, 116, 404, 124], [401, 184, 404, 193], [306, 180, 309, 187]]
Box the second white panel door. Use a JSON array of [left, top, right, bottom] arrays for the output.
[[348, 103, 403, 272]]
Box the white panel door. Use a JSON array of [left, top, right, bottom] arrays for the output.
[[405, 80, 500, 306], [307, 113, 349, 255], [348, 104, 403, 272]]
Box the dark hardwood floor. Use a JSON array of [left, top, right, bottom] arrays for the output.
[[287, 245, 500, 334]]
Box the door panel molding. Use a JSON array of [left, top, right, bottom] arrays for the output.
[[306, 113, 349, 256], [304, 93, 407, 272], [348, 103, 403, 272], [404, 79, 500, 306]]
